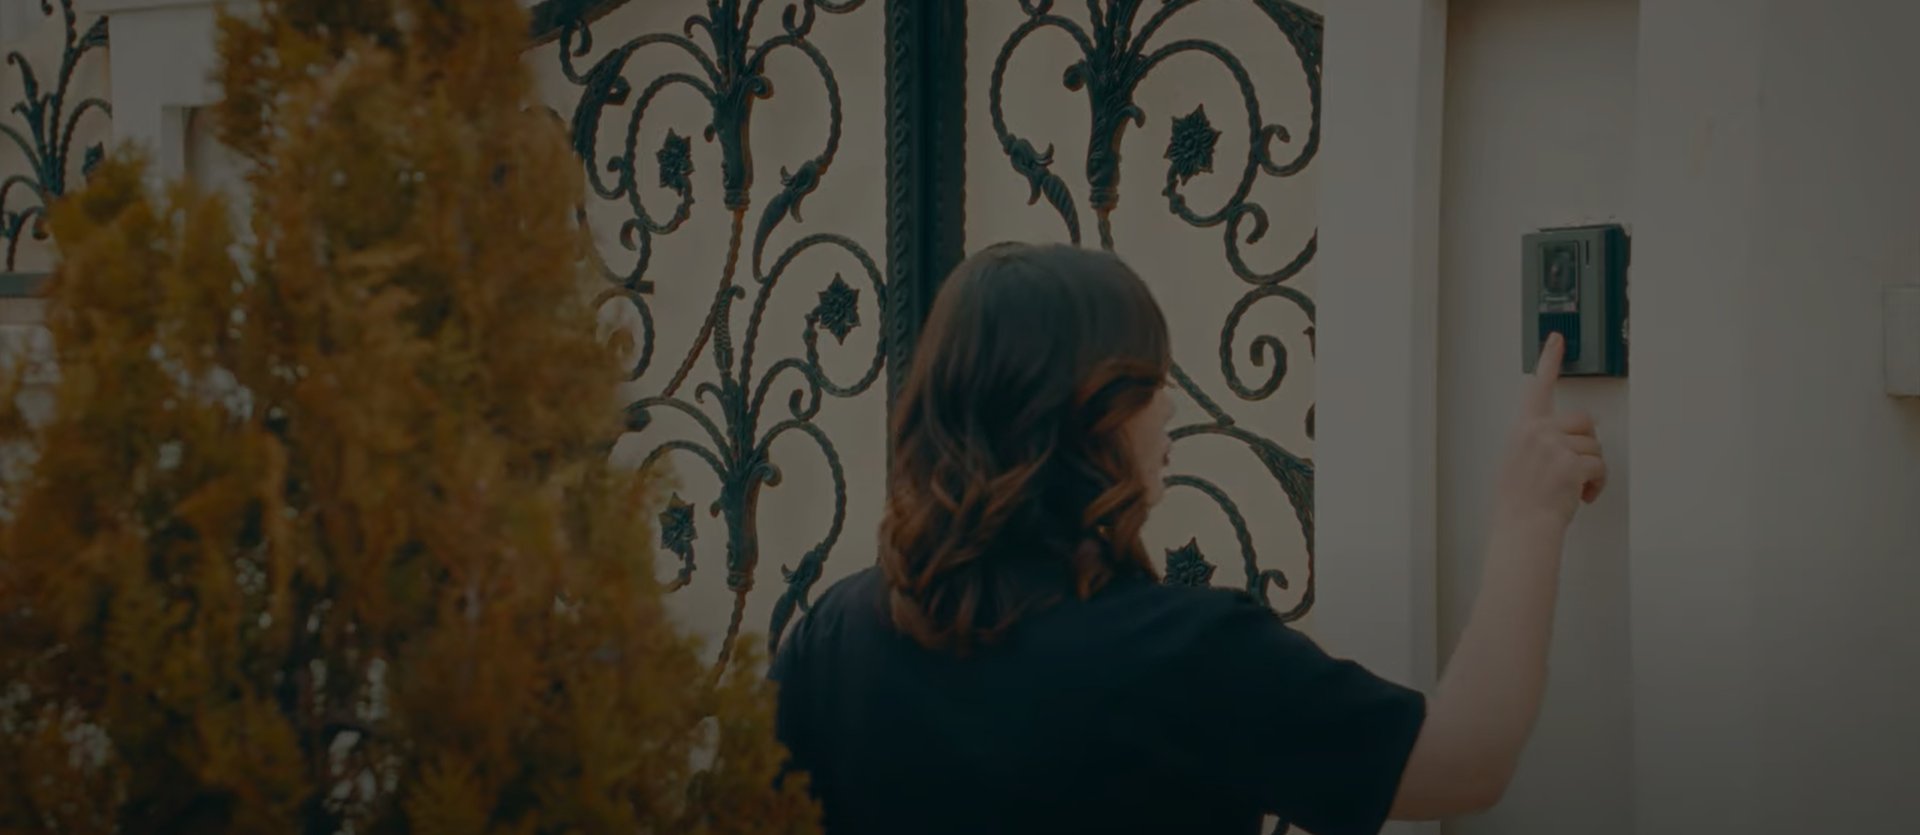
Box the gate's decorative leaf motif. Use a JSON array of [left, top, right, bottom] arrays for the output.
[[1163, 538, 1216, 587], [1166, 105, 1221, 186], [812, 275, 860, 344], [0, 0, 111, 272], [990, 0, 1323, 620], [533, 0, 881, 665]]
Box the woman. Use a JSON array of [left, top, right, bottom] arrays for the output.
[[771, 243, 1605, 834]]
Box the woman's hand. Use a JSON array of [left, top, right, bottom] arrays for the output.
[[1493, 333, 1608, 535]]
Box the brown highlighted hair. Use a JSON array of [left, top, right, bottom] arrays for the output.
[[880, 242, 1172, 654]]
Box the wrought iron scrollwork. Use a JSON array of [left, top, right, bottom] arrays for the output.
[[0, 0, 109, 271], [990, 0, 1323, 620], [531, 0, 882, 664]]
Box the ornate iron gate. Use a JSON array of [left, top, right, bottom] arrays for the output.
[[524, 0, 1323, 665], [0, 0, 109, 277]]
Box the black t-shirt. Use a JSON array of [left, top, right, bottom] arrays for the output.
[[769, 566, 1427, 835]]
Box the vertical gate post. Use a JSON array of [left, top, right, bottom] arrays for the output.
[[1314, 0, 1448, 739], [881, 0, 966, 409]]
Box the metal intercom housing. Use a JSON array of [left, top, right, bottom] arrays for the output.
[[1521, 223, 1628, 377]]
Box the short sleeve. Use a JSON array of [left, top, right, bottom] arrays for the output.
[[1156, 592, 1427, 835]]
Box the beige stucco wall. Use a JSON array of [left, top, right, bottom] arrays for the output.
[[1630, 1, 1920, 832], [1434, 0, 1635, 833], [1353, 1, 1920, 832], [1737, 10, 1920, 824], [1428, 0, 1920, 831]]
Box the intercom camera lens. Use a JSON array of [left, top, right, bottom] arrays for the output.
[[1545, 249, 1577, 295]]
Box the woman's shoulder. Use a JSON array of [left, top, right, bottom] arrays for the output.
[[1095, 572, 1280, 624], [782, 564, 1302, 661], [782, 566, 889, 643], [813, 564, 887, 614], [997, 572, 1296, 662]]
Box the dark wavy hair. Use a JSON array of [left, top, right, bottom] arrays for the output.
[[880, 242, 1172, 654]]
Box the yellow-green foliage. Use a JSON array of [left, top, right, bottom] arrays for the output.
[[0, 1, 818, 832]]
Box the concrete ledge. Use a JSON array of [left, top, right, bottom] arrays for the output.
[[0, 274, 46, 299], [75, 0, 226, 13]]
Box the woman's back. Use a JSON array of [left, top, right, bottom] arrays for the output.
[[772, 565, 1425, 835], [768, 242, 1612, 833]]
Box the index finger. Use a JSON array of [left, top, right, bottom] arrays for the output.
[[1525, 333, 1564, 416]]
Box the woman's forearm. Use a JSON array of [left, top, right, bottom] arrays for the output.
[[1391, 513, 1567, 819]]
